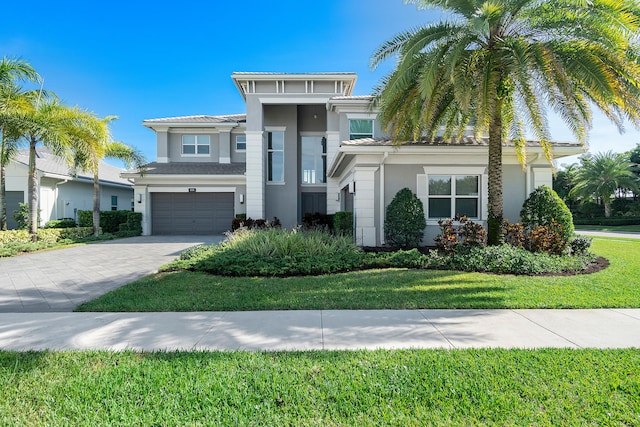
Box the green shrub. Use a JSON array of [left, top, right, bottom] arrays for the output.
[[575, 201, 605, 219], [573, 216, 640, 226], [435, 216, 487, 254], [333, 211, 353, 237], [365, 249, 427, 269], [77, 210, 93, 227], [520, 185, 574, 240], [384, 188, 426, 249], [302, 212, 334, 231], [569, 236, 593, 256], [0, 229, 31, 245], [231, 217, 281, 231], [57, 227, 96, 240], [166, 228, 366, 276], [426, 244, 594, 275], [44, 219, 76, 229], [12, 202, 39, 230]]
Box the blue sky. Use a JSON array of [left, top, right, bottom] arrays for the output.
[[2, 0, 638, 168]]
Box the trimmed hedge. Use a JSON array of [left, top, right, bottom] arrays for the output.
[[333, 211, 353, 237], [44, 219, 76, 229], [78, 210, 142, 235], [574, 217, 640, 226], [0, 227, 95, 245]]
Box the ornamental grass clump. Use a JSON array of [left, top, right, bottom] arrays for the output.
[[178, 228, 366, 277]]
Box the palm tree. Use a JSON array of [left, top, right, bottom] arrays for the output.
[[570, 151, 639, 217], [371, 0, 640, 244], [19, 98, 79, 237], [0, 58, 40, 230], [72, 113, 145, 236]]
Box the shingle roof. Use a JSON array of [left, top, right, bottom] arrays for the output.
[[143, 114, 246, 124], [129, 162, 246, 176], [13, 148, 132, 187], [341, 137, 583, 148]]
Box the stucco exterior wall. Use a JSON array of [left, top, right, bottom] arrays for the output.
[[167, 130, 220, 163], [502, 164, 527, 223], [264, 104, 298, 227]]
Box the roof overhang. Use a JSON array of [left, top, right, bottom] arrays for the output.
[[231, 72, 358, 100]]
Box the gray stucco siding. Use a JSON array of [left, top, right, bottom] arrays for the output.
[[167, 131, 219, 163], [264, 105, 298, 227], [502, 164, 527, 223]]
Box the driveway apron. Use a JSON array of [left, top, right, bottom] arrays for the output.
[[0, 236, 221, 312]]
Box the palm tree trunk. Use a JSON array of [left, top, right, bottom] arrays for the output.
[[487, 100, 504, 246], [93, 172, 100, 236], [604, 200, 611, 218], [28, 136, 38, 240], [0, 165, 7, 231]]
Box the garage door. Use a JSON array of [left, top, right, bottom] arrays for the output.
[[152, 192, 234, 235]]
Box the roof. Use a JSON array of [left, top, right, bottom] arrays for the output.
[[232, 72, 357, 77], [143, 114, 246, 125], [13, 148, 132, 187], [341, 137, 584, 148], [126, 162, 246, 176]]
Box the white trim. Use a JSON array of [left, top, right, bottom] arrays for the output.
[[148, 186, 236, 193], [346, 113, 377, 120], [423, 166, 487, 175], [264, 126, 287, 132]]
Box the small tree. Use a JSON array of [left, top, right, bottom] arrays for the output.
[[520, 185, 574, 240], [384, 188, 426, 248]]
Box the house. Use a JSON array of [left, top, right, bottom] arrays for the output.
[[5, 148, 134, 229], [125, 72, 584, 245]]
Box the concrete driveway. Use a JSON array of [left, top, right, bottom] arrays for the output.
[[0, 235, 223, 313]]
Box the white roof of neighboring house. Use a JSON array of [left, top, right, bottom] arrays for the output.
[[13, 148, 133, 188]]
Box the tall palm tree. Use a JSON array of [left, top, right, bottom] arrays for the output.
[[19, 98, 79, 237], [0, 58, 40, 230], [371, 0, 640, 244], [570, 151, 639, 217], [72, 113, 146, 236]]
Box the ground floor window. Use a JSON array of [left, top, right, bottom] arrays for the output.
[[111, 195, 118, 211], [427, 175, 479, 218]]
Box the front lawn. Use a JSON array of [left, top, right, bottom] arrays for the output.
[[76, 237, 640, 311], [1, 349, 638, 426], [575, 224, 640, 233]]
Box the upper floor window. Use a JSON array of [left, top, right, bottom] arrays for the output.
[[182, 135, 210, 155], [349, 119, 374, 140], [267, 131, 284, 182], [236, 135, 246, 151], [111, 195, 118, 211], [301, 136, 326, 184], [427, 175, 479, 219]]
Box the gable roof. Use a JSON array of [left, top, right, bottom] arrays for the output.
[[13, 148, 132, 188]]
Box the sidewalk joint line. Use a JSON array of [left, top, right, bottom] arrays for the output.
[[320, 311, 325, 350], [418, 310, 456, 349], [511, 310, 583, 349]]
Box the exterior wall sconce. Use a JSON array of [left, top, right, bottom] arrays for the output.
[[239, 194, 245, 204], [137, 194, 142, 203], [336, 192, 341, 201]]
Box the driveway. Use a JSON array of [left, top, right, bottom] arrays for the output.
[[0, 235, 223, 313]]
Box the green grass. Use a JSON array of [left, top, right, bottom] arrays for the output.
[[576, 224, 640, 232], [1, 349, 638, 426], [76, 237, 640, 311]]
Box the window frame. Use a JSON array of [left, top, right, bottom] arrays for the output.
[[349, 119, 374, 140], [235, 134, 246, 152], [300, 134, 327, 185], [181, 134, 210, 156], [267, 130, 285, 183], [111, 195, 118, 211], [426, 174, 480, 219]]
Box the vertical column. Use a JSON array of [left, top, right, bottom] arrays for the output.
[[325, 130, 341, 214], [245, 130, 265, 219], [156, 127, 169, 163], [135, 186, 151, 235], [219, 129, 231, 164], [353, 166, 379, 246]]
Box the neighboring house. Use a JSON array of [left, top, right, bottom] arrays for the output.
[[5, 148, 134, 229], [125, 72, 584, 245]]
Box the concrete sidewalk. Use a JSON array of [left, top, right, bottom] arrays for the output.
[[1, 309, 639, 351]]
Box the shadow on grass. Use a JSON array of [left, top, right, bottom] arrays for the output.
[[76, 269, 508, 312]]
